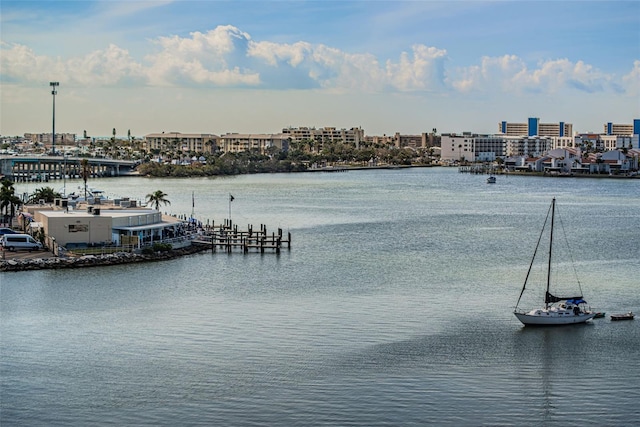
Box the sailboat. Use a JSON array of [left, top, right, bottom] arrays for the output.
[[514, 198, 595, 326]]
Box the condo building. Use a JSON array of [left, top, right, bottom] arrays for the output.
[[144, 132, 219, 154], [218, 133, 290, 154], [392, 133, 429, 149], [440, 133, 554, 162], [281, 127, 365, 148], [498, 118, 573, 137], [604, 120, 640, 136]]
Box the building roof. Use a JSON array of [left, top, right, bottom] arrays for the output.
[[37, 209, 160, 219]]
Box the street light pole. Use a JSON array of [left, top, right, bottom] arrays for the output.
[[50, 82, 59, 155], [63, 153, 67, 197]]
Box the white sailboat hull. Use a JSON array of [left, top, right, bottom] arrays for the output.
[[514, 310, 596, 326]]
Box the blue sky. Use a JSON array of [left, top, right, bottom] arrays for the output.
[[1, 1, 639, 138]]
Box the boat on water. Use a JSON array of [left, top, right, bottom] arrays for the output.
[[593, 312, 606, 319], [610, 312, 634, 321], [487, 176, 496, 184], [514, 198, 596, 326]]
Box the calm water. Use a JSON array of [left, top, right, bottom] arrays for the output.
[[2, 168, 639, 426]]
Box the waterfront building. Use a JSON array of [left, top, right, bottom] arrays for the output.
[[505, 136, 554, 158], [550, 136, 576, 150], [580, 149, 640, 174], [281, 126, 365, 149], [219, 133, 290, 154], [440, 133, 475, 162], [574, 133, 632, 152], [392, 133, 430, 149], [440, 133, 550, 162], [144, 132, 219, 154], [362, 135, 395, 147], [26, 201, 184, 248], [498, 118, 573, 137]]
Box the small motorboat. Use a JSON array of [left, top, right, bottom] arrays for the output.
[[593, 312, 606, 319], [487, 176, 496, 184], [610, 312, 634, 321]]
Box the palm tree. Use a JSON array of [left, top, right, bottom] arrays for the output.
[[28, 186, 61, 204], [145, 190, 171, 211], [80, 158, 90, 200], [0, 179, 22, 227]]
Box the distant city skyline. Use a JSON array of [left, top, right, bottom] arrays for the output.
[[1, 1, 639, 137]]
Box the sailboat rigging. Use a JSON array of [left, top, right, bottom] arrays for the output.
[[514, 198, 595, 326]]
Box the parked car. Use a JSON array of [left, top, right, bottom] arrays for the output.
[[0, 227, 19, 236], [0, 233, 43, 251]]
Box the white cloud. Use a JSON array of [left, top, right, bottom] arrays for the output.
[[621, 60, 640, 97], [144, 25, 260, 86], [449, 55, 623, 95], [248, 40, 312, 67], [66, 44, 146, 85], [1, 25, 636, 99], [385, 45, 447, 92], [248, 39, 447, 92], [0, 42, 145, 86]]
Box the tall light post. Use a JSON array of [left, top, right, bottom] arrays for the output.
[[50, 81, 59, 155], [62, 152, 67, 197]]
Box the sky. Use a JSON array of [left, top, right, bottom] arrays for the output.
[[1, 0, 639, 138]]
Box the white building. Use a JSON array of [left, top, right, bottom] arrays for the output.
[[281, 126, 365, 148], [144, 132, 219, 154], [440, 133, 551, 162], [219, 133, 290, 154], [31, 205, 185, 248]]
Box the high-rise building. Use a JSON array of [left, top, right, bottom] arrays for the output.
[[604, 120, 640, 136], [498, 118, 572, 137]]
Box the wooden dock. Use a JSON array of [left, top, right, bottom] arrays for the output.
[[192, 220, 291, 254]]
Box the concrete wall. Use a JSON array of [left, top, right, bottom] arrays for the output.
[[36, 212, 112, 246]]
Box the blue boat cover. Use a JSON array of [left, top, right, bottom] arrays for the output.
[[566, 299, 587, 305]]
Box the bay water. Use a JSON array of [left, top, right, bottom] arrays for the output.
[[2, 168, 639, 426]]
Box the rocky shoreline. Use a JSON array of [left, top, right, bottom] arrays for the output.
[[0, 244, 211, 272]]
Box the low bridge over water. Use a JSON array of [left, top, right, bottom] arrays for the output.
[[0, 155, 138, 182]]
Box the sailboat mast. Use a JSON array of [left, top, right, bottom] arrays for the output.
[[546, 198, 556, 309]]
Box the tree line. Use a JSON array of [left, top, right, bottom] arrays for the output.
[[138, 142, 434, 177]]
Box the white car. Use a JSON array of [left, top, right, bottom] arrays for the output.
[[0, 234, 43, 251]]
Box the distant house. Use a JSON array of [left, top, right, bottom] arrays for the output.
[[541, 148, 582, 174]]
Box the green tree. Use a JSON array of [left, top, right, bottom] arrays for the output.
[[145, 190, 171, 211], [28, 186, 61, 204], [0, 179, 22, 227], [80, 158, 90, 200]]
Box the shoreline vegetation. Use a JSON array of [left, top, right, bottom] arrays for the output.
[[133, 149, 638, 178], [135, 146, 434, 177], [136, 161, 639, 179]]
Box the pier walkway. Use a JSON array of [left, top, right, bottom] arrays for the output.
[[193, 220, 291, 254]]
